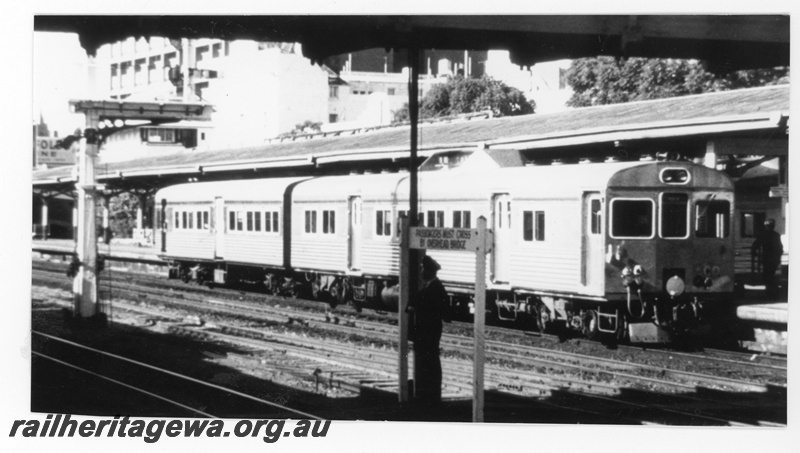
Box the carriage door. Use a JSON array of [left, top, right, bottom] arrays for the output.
[[213, 197, 225, 259], [348, 196, 363, 271], [492, 194, 512, 283], [582, 192, 603, 292]]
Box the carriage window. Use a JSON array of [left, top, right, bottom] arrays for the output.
[[695, 200, 730, 238], [590, 199, 602, 235], [202, 211, 209, 230], [376, 210, 392, 236], [322, 210, 335, 234], [264, 211, 280, 233], [246, 212, 254, 231], [611, 199, 654, 238], [304, 210, 317, 234], [237, 212, 245, 231], [426, 210, 445, 228], [254, 211, 262, 231], [452, 210, 471, 229], [523, 211, 545, 242], [661, 193, 688, 238]]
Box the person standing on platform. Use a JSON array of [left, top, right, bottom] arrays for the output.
[[751, 219, 784, 297], [407, 255, 450, 405]]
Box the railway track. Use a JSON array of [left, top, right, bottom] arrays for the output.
[[33, 260, 787, 382], [32, 263, 786, 425]]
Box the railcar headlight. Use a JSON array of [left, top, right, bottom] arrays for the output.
[[621, 266, 632, 277], [666, 275, 685, 297], [633, 265, 643, 276]]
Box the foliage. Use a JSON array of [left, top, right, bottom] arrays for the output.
[[279, 120, 323, 138], [392, 75, 535, 123], [106, 193, 139, 238], [565, 57, 789, 107]]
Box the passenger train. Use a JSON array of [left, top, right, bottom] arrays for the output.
[[155, 156, 735, 342]]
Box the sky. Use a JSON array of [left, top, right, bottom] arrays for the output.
[[33, 32, 90, 137]]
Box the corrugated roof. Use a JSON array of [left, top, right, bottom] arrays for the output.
[[32, 85, 789, 185]]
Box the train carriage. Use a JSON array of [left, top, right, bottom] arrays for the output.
[[156, 156, 735, 342], [156, 177, 309, 285]]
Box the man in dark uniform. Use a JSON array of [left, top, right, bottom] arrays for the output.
[[751, 219, 784, 297], [407, 255, 450, 404]]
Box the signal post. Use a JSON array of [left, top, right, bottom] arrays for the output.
[[68, 100, 213, 323]]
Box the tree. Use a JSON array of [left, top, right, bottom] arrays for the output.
[[392, 75, 535, 123], [565, 57, 789, 107], [279, 120, 323, 138]]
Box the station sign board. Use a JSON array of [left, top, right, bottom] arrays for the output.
[[409, 227, 492, 252], [769, 185, 788, 199], [35, 136, 76, 166]]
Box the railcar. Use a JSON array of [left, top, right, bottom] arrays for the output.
[[156, 159, 735, 342]]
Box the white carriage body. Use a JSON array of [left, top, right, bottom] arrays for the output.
[[156, 177, 308, 267]]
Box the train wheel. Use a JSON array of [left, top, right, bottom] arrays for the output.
[[582, 310, 599, 340], [310, 280, 323, 300], [329, 279, 344, 309], [534, 304, 550, 333], [615, 313, 629, 342]]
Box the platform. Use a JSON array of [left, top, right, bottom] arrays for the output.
[[32, 239, 163, 263]]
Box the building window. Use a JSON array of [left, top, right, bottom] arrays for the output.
[[559, 67, 568, 90], [329, 86, 339, 98], [452, 210, 471, 229], [305, 210, 317, 233], [212, 43, 222, 58], [134, 59, 146, 86], [741, 212, 766, 238], [120, 62, 132, 88], [376, 210, 392, 236], [523, 211, 546, 241], [329, 114, 338, 123], [388, 87, 396, 96], [143, 128, 177, 144], [110, 64, 119, 90], [195, 46, 209, 62]]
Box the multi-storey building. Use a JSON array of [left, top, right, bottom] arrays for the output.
[[93, 39, 570, 162], [96, 37, 329, 161]]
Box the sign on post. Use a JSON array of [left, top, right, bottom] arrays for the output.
[[35, 136, 76, 167], [400, 219, 492, 422]]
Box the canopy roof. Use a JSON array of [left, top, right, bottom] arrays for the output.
[[34, 15, 789, 71]]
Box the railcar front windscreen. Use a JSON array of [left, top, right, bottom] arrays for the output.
[[660, 193, 689, 238], [610, 199, 654, 238], [695, 200, 730, 238]]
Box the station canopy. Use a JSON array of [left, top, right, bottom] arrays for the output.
[[34, 15, 789, 72]]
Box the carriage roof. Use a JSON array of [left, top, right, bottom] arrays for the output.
[[156, 177, 310, 203]]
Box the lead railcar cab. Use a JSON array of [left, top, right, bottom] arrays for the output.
[[490, 161, 735, 342]]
